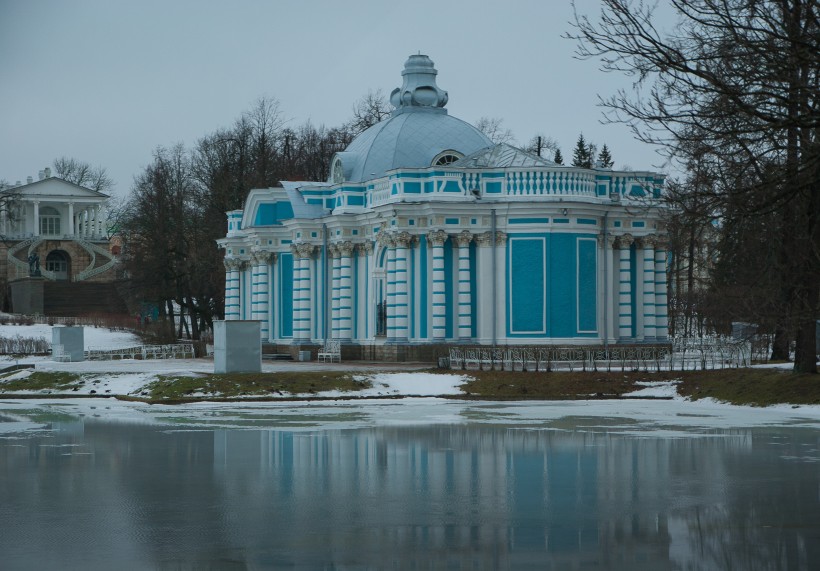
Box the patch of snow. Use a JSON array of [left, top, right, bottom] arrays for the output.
[[0, 324, 140, 350], [626, 380, 681, 398]]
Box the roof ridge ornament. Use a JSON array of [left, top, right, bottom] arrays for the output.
[[390, 54, 449, 113]]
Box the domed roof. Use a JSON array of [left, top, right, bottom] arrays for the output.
[[330, 55, 492, 183]]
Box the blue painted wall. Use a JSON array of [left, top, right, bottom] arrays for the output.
[[577, 239, 597, 332], [509, 237, 546, 334], [279, 253, 293, 338]]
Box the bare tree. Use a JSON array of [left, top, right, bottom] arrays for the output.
[[474, 116, 516, 145], [347, 89, 392, 135], [52, 157, 114, 193], [569, 0, 820, 373], [524, 134, 560, 158]]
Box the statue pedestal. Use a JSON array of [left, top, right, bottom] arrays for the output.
[[9, 277, 45, 315]]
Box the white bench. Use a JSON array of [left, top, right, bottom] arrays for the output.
[[318, 339, 341, 363]]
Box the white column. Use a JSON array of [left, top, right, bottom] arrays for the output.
[[655, 239, 669, 341], [605, 235, 618, 343], [359, 242, 373, 340], [293, 244, 314, 342], [640, 235, 657, 341], [455, 231, 473, 341], [428, 230, 448, 341], [393, 232, 411, 342], [223, 258, 242, 320], [474, 232, 493, 343], [33, 200, 40, 236], [338, 241, 355, 341], [383, 235, 397, 340], [251, 251, 272, 340], [617, 234, 634, 341], [67, 202, 74, 236], [330, 245, 341, 339], [94, 205, 102, 237]]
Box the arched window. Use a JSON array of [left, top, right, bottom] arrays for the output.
[[45, 250, 70, 281], [432, 150, 464, 167], [39, 206, 61, 236]]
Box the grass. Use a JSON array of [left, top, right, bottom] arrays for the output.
[[675, 368, 820, 406], [141, 371, 371, 401], [1, 366, 818, 407], [460, 367, 820, 406], [0, 371, 84, 392]]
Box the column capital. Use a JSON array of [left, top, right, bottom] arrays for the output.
[[474, 232, 493, 247], [453, 230, 473, 247], [294, 242, 315, 259], [223, 257, 248, 271], [615, 233, 634, 249], [357, 241, 373, 257], [377, 231, 396, 248], [636, 234, 658, 249], [654, 235, 669, 249], [336, 241, 355, 257], [394, 231, 415, 248], [494, 231, 508, 246], [327, 243, 340, 258], [250, 250, 272, 266], [426, 229, 449, 247]]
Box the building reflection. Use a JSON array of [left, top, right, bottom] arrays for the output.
[[2, 412, 817, 570]]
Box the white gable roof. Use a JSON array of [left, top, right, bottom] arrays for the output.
[[1, 177, 109, 200]]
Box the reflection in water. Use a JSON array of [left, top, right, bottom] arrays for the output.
[[0, 412, 818, 570]]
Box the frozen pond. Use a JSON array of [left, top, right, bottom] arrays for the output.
[[1, 398, 819, 570]]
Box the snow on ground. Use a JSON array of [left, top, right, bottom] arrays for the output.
[[0, 323, 140, 351], [625, 380, 681, 398]]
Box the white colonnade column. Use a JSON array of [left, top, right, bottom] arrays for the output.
[[251, 250, 272, 340], [357, 242, 372, 339], [617, 234, 634, 341], [330, 244, 341, 339], [604, 234, 618, 343], [654, 237, 670, 340], [223, 257, 242, 320], [454, 230, 473, 341], [428, 230, 448, 341], [33, 200, 40, 236], [67, 202, 74, 235], [382, 234, 397, 341], [338, 241, 355, 341], [392, 232, 412, 342], [293, 243, 315, 342], [639, 235, 657, 341]]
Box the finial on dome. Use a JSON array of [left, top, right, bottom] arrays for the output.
[[390, 54, 449, 112]]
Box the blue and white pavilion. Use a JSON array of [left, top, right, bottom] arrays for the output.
[[218, 55, 668, 357]]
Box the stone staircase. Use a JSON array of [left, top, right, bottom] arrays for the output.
[[43, 281, 129, 317]]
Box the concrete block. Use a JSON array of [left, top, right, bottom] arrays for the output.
[[214, 320, 261, 374], [10, 277, 45, 315], [52, 326, 84, 362]]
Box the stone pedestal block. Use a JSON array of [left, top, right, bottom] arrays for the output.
[[9, 277, 45, 315], [52, 326, 84, 362], [214, 320, 261, 374]]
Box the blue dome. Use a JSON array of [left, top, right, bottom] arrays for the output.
[[329, 55, 492, 183]]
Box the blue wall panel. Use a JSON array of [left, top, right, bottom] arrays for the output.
[[550, 234, 576, 337], [577, 239, 597, 332], [509, 238, 546, 333], [279, 253, 293, 338]]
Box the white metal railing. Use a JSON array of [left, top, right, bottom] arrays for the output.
[[449, 341, 750, 373], [85, 343, 195, 360]]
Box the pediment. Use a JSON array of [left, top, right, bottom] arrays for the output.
[[3, 177, 109, 200]]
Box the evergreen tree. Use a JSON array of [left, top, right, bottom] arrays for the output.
[[571, 134, 593, 168], [597, 144, 613, 168], [553, 148, 563, 164]]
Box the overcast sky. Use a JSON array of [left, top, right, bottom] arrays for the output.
[[1, 0, 675, 198]]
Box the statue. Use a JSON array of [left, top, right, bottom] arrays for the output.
[[27, 253, 41, 277]]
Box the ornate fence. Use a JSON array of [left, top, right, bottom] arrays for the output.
[[85, 343, 195, 361], [449, 339, 751, 372]]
